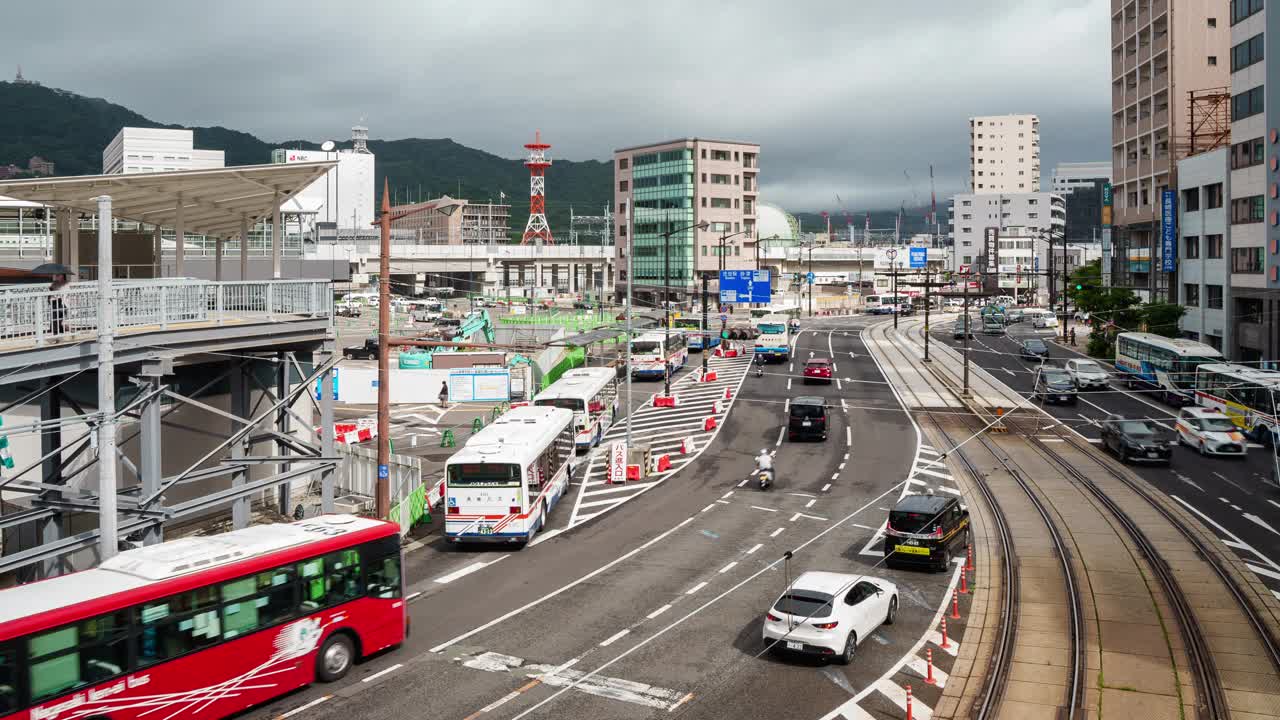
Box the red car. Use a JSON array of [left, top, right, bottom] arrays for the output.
[[803, 358, 833, 384]]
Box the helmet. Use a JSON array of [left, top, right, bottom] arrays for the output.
[[760, 448, 769, 455]]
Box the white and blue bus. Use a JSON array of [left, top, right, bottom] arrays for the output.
[[630, 330, 688, 379], [444, 405, 576, 544], [535, 367, 620, 448], [1115, 332, 1223, 405], [754, 313, 792, 361]]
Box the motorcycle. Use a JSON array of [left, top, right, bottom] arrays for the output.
[[754, 363, 764, 378], [757, 467, 773, 490]]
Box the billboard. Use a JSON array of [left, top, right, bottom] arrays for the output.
[[908, 247, 927, 269], [718, 269, 771, 304], [1161, 189, 1177, 272]]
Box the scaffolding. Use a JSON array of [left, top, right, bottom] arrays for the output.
[[1178, 87, 1231, 158]]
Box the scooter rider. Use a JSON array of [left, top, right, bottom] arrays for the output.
[[754, 448, 774, 488], [753, 351, 765, 377]]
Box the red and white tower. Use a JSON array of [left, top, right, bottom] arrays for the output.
[[521, 130, 554, 244]]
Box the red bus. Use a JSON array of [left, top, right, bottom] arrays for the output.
[[0, 515, 404, 720]]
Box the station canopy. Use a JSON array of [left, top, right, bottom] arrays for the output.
[[0, 161, 335, 238]]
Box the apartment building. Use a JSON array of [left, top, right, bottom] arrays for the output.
[[968, 114, 1040, 194], [1227, 0, 1276, 362], [1106, 0, 1228, 300], [614, 138, 760, 302], [387, 196, 511, 245], [1175, 147, 1230, 353], [949, 191, 1065, 261], [102, 128, 225, 175]]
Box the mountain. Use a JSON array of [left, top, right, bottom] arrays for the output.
[[0, 80, 612, 240]]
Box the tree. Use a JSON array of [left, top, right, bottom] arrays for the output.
[[1067, 260, 1139, 359]]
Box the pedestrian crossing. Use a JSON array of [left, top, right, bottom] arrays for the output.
[[563, 353, 755, 528]]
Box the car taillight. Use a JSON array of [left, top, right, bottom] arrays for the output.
[[885, 524, 902, 537], [447, 506, 459, 515], [931, 526, 943, 539], [813, 621, 838, 629], [509, 506, 521, 515], [766, 613, 781, 622]]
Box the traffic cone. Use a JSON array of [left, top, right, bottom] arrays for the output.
[[905, 684, 913, 720], [966, 544, 974, 572], [960, 566, 969, 594]]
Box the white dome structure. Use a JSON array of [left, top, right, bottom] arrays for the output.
[[757, 203, 799, 243]]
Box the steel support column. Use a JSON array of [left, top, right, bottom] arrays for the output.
[[175, 192, 185, 277], [272, 191, 282, 279], [276, 352, 292, 515], [318, 346, 336, 514], [138, 361, 168, 545], [240, 215, 250, 281], [95, 194, 118, 562], [38, 378, 65, 579], [230, 360, 251, 528]]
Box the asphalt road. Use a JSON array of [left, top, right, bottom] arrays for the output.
[[931, 317, 1280, 598], [249, 316, 965, 720]]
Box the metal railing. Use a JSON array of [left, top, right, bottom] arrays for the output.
[[0, 279, 332, 348]]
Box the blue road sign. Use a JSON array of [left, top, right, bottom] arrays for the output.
[[719, 270, 772, 304], [378, 464, 389, 479], [909, 247, 927, 269], [806, 271, 816, 284]]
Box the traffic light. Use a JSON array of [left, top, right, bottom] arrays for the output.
[[1074, 283, 1084, 292]]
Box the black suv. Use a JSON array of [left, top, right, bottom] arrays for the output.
[[788, 396, 828, 441], [884, 494, 970, 572], [1100, 415, 1172, 464], [1035, 368, 1077, 405]]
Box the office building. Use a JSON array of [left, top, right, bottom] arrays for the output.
[[1106, 0, 1228, 300], [272, 126, 376, 234], [948, 191, 1066, 269], [1051, 161, 1112, 193], [1175, 147, 1230, 353], [613, 138, 760, 302], [968, 114, 1040, 194], [387, 196, 511, 245], [1227, 0, 1276, 362], [102, 128, 225, 175]]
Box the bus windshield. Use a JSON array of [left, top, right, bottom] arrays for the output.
[[758, 323, 787, 334], [448, 463, 521, 488], [631, 341, 662, 354], [535, 397, 585, 412]]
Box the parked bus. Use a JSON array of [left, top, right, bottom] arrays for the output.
[[1195, 363, 1280, 444], [754, 313, 792, 361], [672, 316, 721, 352], [1114, 332, 1223, 405], [444, 405, 576, 544], [864, 294, 909, 315], [629, 330, 688, 379], [0, 515, 403, 720], [535, 367, 620, 448]]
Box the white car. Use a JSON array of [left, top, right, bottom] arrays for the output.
[[762, 571, 898, 664], [1034, 314, 1059, 329], [1064, 358, 1109, 389], [945, 299, 964, 309], [1175, 407, 1248, 456]]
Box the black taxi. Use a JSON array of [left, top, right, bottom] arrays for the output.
[[882, 493, 969, 572]]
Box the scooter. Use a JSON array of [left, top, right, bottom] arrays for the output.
[[758, 467, 773, 490], [754, 363, 764, 378]]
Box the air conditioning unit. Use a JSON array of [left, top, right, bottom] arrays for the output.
[[333, 493, 375, 515]]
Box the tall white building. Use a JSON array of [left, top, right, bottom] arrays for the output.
[[272, 127, 376, 233], [102, 128, 225, 175], [968, 114, 1040, 194], [1051, 161, 1112, 193]]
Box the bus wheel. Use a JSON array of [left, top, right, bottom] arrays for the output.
[[317, 633, 355, 682]]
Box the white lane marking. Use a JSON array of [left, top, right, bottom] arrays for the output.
[[716, 499, 731, 505], [751, 505, 779, 512], [1077, 413, 1099, 427], [841, 398, 849, 411], [737, 478, 750, 487], [837, 379, 843, 390], [1244, 513, 1280, 537], [805, 499, 817, 508], [746, 543, 764, 555], [1269, 499, 1280, 512], [938, 486, 962, 495], [913, 467, 952, 480], [405, 591, 423, 602], [846, 427, 852, 445], [770, 527, 785, 537], [480, 691, 522, 713], [789, 363, 794, 372], [775, 426, 785, 446], [821, 483, 832, 492], [669, 692, 695, 712], [599, 629, 631, 647], [1245, 562, 1280, 582], [790, 512, 828, 522], [433, 555, 509, 585], [843, 453, 850, 460], [787, 378, 792, 390], [838, 463, 846, 471], [701, 503, 715, 513], [361, 663, 403, 683], [721, 490, 734, 499], [719, 561, 738, 574], [277, 696, 332, 719], [851, 523, 876, 530], [685, 581, 709, 595], [647, 604, 673, 619], [831, 472, 840, 480], [1171, 495, 1280, 577]]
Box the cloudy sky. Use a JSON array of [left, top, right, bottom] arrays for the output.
[[7, 0, 1110, 210]]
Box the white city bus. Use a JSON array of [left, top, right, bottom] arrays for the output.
[[630, 330, 688, 379], [1195, 363, 1280, 445], [444, 405, 576, 544], [754, 313, 792, 361], [1114, 332, 1223, 405], [535, 367, 620, 448], [749, 304, 801, 321], [865, 294, 909, 315]]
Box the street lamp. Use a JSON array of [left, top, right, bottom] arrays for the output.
[[886, 247, 899, 328], [375, 187, 458, 519], [663, 218, 708, 397], [704, 229, 750, 374]]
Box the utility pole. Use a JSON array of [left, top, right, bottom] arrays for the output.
[[663, 212, 671, 398], [1061, 235, 1070, 343], [625, 202, 634, 450], [807, 242, 815, 317], [886, 248, 899, 328], [902, 270, 949, 364], [376, 180, 392, 520], [701, 271, 710, 374]]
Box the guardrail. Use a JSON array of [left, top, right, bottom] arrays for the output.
[[0, 279, 332, 348]]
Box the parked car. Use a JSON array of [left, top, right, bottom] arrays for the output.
[[1019, 338, 1049, 360], [1064, 358, 1109, 390], [1100, 415, 1173, 464], [884, 493, 970, 571], [803, 358, 834, 384], [1035, 368, 1077, 404], [573, 300, 594, 310], [343, 337, 379, 360], [1034, 314, 1059, 329], [788, 396, 828, 441], [762, 571, 898, 664], [944, 299, 964, 310], [1175, 407, 1247, 457]]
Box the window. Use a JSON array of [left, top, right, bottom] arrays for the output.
[[962, 200, 972, 206], [1208, 17, 1217, 27], [618, 180, 628, 192], [1182, 187, 1200, 212], [733, 151, 739, 161], [709, 174, 730, 185], [1207, 234, 1224, 258], [1232, 196, 1265, 224], [1028, 212, 1038, 218], [1231, 33, 1265, 72], [1204, 183, 1223, 209], [1184, 235, 1201, 259], [962, 227, 972, 233], [701, 173, 707, 183], [1206, 285, 1224, 309], [1208, 56, 1217, 66], [1231, 0, 1263, 25], [710, 197, 731, 209], [0, 644, 14, 714], [220, 567, 299, 640], [700, 149, 707, 159], [618, 158, 628, 170], [28, 612, 131, 703], [1232, 86, 1265, 121], [1184, 283, 1200, 307], [300, 549, 363, 611], [618, 201, 627, 215], [1231, 247, 1264, 273], [710, 150, 730, 161], [734, 198, 740, 209], [709, 222, 731, 233], [135, 586, 221, 668], [700, 197, 706, 207], [734, 175, 740, 185], [701, 246, 707, 256], [1232, 138, 1265, 169]]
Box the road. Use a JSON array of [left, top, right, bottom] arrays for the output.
[[932, 317, 1280, 599], [251, 317, 966, 720]]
